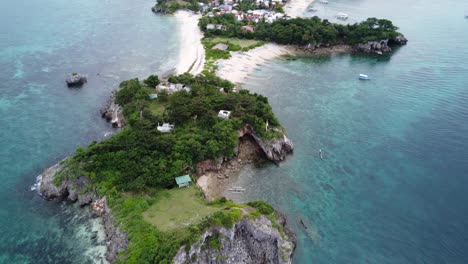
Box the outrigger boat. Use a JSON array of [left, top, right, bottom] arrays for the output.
[[359, 74, 370, 80], [228, 187, 246, 192]]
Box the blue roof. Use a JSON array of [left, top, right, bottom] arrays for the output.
[[175, 175, 192, 185]]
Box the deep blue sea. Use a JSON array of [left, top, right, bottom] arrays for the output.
[[0, 0, 179, 262], [1, 0, 468, 263], [229, 0, 468, 263]]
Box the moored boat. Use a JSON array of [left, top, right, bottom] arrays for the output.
[[336, 13, 349, 20], [359, 74, 370, 80]]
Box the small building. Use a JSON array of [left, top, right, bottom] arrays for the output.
[[206, 24, 215, 30], [157, 123, 174, 133], [212, 43, 229, 51], [218, 110, 231, 119], [175, 175, 192, 188], [149, 93, 158, 99], [241, 25, 255, 33]]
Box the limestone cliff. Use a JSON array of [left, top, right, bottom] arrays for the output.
[[173, 214, 296, 264], [37, 162, 128, 263], [355, 34, 408, 55], [100, 92, 126, 128], [239, 124, 294, 163]]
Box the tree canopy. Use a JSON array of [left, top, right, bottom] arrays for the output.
[[73, 73, 281, 192], [200, 15, 401, 45]]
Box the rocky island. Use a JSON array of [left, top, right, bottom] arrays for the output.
[[38, 73, 296, 263]]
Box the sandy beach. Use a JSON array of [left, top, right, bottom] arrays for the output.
[[174, 11, 205, 75], [284, 0, 315, 18], [215, 43, 295, 85]]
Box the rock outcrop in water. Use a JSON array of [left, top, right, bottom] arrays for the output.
[[100, 92, 126, 128], [66, 73, 87, 87], [355, 35, 408, 55], [173, 214, 296, 264], [37, 162, 128, 263], [240, 124, 294, 163], [38, 162, 95, 206], [151, 6, 169, 14]]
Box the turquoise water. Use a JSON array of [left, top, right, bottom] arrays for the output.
[[2, 0, 468, 263], [0, 0, 179, 262], [233, 0, 468, 263]]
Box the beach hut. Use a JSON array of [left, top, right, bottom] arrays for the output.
[[175, 175, 192, 188]]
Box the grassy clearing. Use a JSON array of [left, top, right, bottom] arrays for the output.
[[142, 187, 221, 231], [147, 100, 167, 116]]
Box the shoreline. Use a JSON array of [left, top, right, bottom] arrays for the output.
[[285, 0, 315, 18], [174, 10, 205, 75], [216, 43, 352, 85]]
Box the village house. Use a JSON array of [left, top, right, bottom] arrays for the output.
[[157, 123, 174, 133], [156, 82, 191, 94], [218, 110, 231, 119], [175, 175, 192, 188]]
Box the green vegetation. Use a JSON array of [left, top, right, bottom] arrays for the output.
[[144, 75, 160, 88], [52, 73, 288, 263], [154, 0, 204, 13], [200, 15, 402, 46], [202, 37, 264, 73], [142, 187, 220, 231]]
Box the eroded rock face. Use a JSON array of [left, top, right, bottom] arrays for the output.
[[66, 73, 87, 87], [100, 93, 126, 128], [355, 35, 408, 55], [38, 162, 94, 206], [355, 39, 392, 55], [37, 162, 128, 263], [173, 214, 296, 264], [240, 125, 294, 163]]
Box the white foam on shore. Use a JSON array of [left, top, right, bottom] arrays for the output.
[[30, 174, 42, 191]]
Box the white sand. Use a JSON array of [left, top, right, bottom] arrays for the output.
[[174, 11, 205, 75], [215, 43, 295, 85], [284, 0, 315, 18]]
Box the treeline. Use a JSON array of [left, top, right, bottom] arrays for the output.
[[200, 15, 401, 45], [73, 73, 281, 192]]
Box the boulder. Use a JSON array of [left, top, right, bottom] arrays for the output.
[[66, 73, 87, 87]]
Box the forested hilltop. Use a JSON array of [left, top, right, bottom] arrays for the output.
[[60, 73, 282, 191], [201, 15, 405, 46]]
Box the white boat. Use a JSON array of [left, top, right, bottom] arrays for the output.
[[359, 74, 370, 80], [319, 0, 328, 4], [228, 187, 246, 192], [336, 13, 349, 20]]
